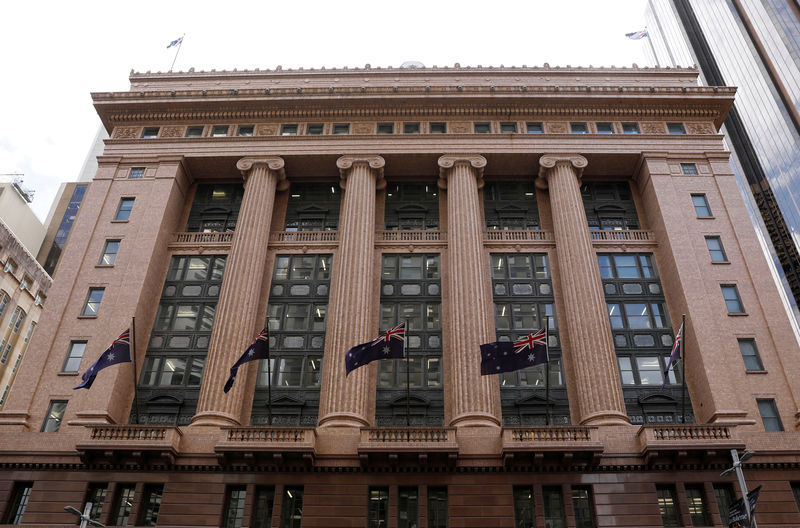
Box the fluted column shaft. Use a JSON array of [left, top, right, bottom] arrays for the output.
[[438, 155, 502, 428], [192, 157, 286, 426], [538, 155, 629, 425], [318, 156, 385, 427]]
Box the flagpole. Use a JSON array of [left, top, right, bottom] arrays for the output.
[[169, 34, 184, 72], [267, 331, 273, 426], [131, 317, 140, 425], [405, 319, 410, 428], [545, 315, 551, 426], [681, 314, 687, 424]]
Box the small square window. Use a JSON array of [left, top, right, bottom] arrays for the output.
[[570, 122, 588, 134], [115, 198, 135, 221], [622, 122, 640, 134], [99, 240, 121, 266], [429, 122, 447, 133], [757, 398, 784, 431], [403, 122, 420, 134], [82, 288, 105, 317], [306, 123, 324, 135], [705, 236, 727, 262], [500, 122, 518, 133], [19, 275, 31, 291], [681, 163, 698, 175], [185, 126, 204, 138], [691, 194, 712, 217], [211, 125, 229, 137], [474, 122, 491, 134], [667, 123, 686, 134], [332, 123, 350, 135], [526, 122, 544, 133], [34, 293, 45, 306], [596, 122, 614, 134], [4, 258, 17, 274], [141, 127, 160, 139], [280, 124, 298, 136], [41, 400, 67, 432], [129, 167, 145, 179], [63, 341, 86, 373], [738, 339, 764, 371], [721, 284, 745, 314], [377, 123, 394, 134], [237, 125, 255, 136]]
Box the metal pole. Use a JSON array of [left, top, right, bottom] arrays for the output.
[[405, 320, 410, 428], [131, 318, 140, 425], [267, 334, 272, 426], [731, 449, 756, 527], [680, 314, 686, 423], [545, 316, 551, 426], [80, 502, 92, 528], [169, 34, 184, 72]]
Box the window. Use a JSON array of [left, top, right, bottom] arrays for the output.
[[681, 163, 698, 175], [4, 258, 17, 274], [332, 123, 350, 134], [280, 124, 298, 136], [513, 486, 535, 528], [500, 122, 518, 133], [403, 122, 420, 134], [757, 398, 784, 431], [141, 127, 159, 138], [138, 484, 163, 526], [223, 486, 247, 528], [19, 275, 31, 291], [0, 291, 8, 318], [691, 194, 712, 217], [0, 340, 7, 364], [99, 240, 121, 265], [526, 122, 544, 133], [34, 292, 45, 306], [656, 485, 679, 527], [713, 484, 734, 526], [8, 307, 25, 333], [306, 123, 324, 135], [115, 198, 135, 221], [667, 122, 686, 134], [82, 288, 105, 317], [237, 125, 254, 136], [596, 122, 614, 134], [429, 122, 446, 133], [721, 285, 745, 314], [129, 167, 145, 179], [252, 487, 275, 528], [367, 487, 389, 528], [211, 125, 229, 137], [112, 485, 136, 526], [0, 385, 9, 406], [280, 486, 303, 528], [427, 487, 448, 528], [570, 122, 588, 133], [63, 341, 86, 372], [377, 123, 394, 134], [705, 236, 727, 262], [572, 487, 596, 528], [398, 487, 418, 528], [542, 486, 566, 528], [85, 484, 107, 522], [185, 126, 204, 137], [41, 400, 67, 432], [792, 482, 800, 512], [5, 482, 32, 525], [474, 122, 491, 133], [684, 484, 709, 526], [11, 354, 21, 373], [622, 122, 640, 134]]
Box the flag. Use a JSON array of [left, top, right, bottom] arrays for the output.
[[727, 485, 761, 528], [224, 328, 269, 393], [480, 327, 548, 375], [345, 322, 405, 375], [73, 329, 131, 390], [626, 29, 649, 40], [662, 322, 683, 388], [167, 36, 183, 49]]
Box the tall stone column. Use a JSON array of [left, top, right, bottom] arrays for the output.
[[192, 157, 287, 426], [318, 156, 385, 428], [537, 154, 629, 425], [438, 155, 502, 428]]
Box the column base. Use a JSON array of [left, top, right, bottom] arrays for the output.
[[579, 410, 631, 426], [317, 412, 370, 429], [449, 411, 502, 429], [190, 410, 241, 427]]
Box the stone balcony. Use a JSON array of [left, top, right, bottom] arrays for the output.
[[637, 424, 744, 465], [168, 231, 234, 252], [590, 229, 656, 245], [357, 427, 458, 467], [214, 426, 317, 466], [501, 426, 603, 467], [75, 425, 183, 465]]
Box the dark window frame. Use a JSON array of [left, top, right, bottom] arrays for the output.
[[757, 398, 784, 431], [115, 198, 135, 222], [62, 341, 87, 372], [41, 400, 67, 432]]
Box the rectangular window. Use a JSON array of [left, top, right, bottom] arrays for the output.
[[572, 486, 596, 528], [684, 484, 709, 526], [427, 487, 448, 528], [667, 123, 686, 134], [4, 258, 17, 274], [100, 240, 121, 266], [138, 484, 163, 526], [19, 275, 31, 291], [656, 485, 679, 527], [713, 484, 734, 526], [705, 236, 727, 262], [570, 122, 588, 134], [112, 485, 136, 526], [500, 122, 518, 133], [280, 486, 303, 528], [429, 122, 447, 133], [398, 486, 418, 528], [367, 487, 389, 528], [62, 341, 86, 372], [377, 123, 394, 134], [185, 126, 204, 137], [721, 285, 744, 314], [223, 486, 247, 528], [622, 122, 640, 134], [211, 125, 229, 137], [474, 122, 491, 134], [41, 400, 67, 432], [252, 486, 275, 528], [5, 482, 33, 525], [86, 484, 108, 522], [738, 338, 764, 371], [757, 398, 784, 431], [115, 198, 135, 221], [237, 125, 254, 136], [513, 486, 535, 528], [681, 163, 698, 175], [526, 122, 544, 133], [82, 288, 105, 317], [792, 482, 800, 512], [403, 122, 420, 134], [596, 122, 614, 134], [691, 194, 712, 217], [129, 167, 145, 179], [0, 385, 10, 406], [280, 124, 298, 136], [543, 486, 566, 528], [332, 123, 350, 135], [141, 127, 159, 139], [306, 124, 324, 135]]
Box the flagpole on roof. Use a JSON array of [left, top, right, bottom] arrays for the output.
[[169, 34, 185, 72], [545, 315, 551, 426], [131, 317, 140, 425], [681, 314, 687, 424], [405, 319, 410, 428]]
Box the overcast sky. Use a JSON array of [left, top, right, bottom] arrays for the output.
[[1, 0, 650, 222]]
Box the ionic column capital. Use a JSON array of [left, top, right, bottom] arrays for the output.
[[236, 156, 289, 190], [336, 155, 386, 189], [536, 154, 588, 189], [437, 154, 487, 190]]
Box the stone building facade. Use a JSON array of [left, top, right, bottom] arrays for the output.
[[1, 65, 800, 527]]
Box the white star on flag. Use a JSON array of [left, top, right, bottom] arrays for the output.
[[248, 349, 255, 357], [108, 353, 115, 361], [383, 346, 390, 354]]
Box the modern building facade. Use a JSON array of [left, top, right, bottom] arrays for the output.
[[0, 176, 45, 257], [645, 0, 800, 330], [1, 65, 800, 527]]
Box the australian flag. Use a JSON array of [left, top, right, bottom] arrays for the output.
[[73, 329, 131, 390], [345, 322, 405, 375], [480, 328, 548, 375], [224, 328, 269, 393], [167, 36, 183, 48], [625, 29, 649, 40], [662, 322, 683, 388]]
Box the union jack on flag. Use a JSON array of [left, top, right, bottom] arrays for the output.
[[346, 322, 406, 375], [661, 322, 683, 388], [513, 328, 548, 354], [224, 327, 270, 393], [480, 326, 549, 375]]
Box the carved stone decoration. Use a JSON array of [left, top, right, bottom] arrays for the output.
[[114, 127, 139, 139], [437, 155, 487, 190], [546, 122, 568, 134], [256, 124, 278, 136], [535, 154, 588, 189], [353, 122, 374, 134], [450, 122, 471, 133], [160, 126, 184, 138], [337, 155, 386, 190], [237, 156, 289, 190], [641, 122, 665, 134], [686, 122, 714, 134]]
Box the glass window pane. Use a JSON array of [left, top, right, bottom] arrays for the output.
[[277, 357, 303, 387], [607, 304, 624, 329], [636, 356, 663, 385], [625, 303, 652, 329]]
